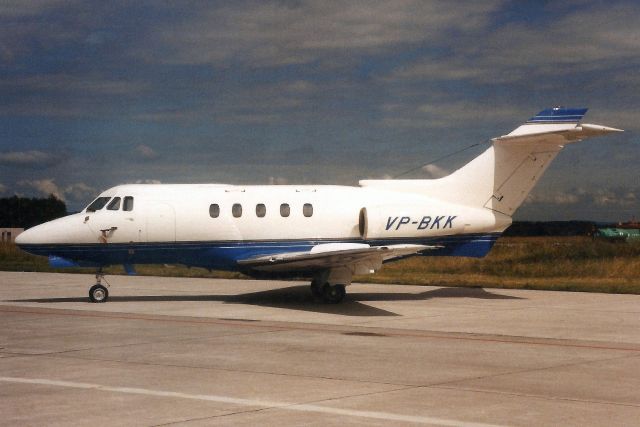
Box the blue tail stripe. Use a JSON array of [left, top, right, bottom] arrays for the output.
[[527, 107, 587, 123]]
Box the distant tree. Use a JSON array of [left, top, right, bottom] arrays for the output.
[[504, 221, 597, 237], [0, 194, 67, 229]]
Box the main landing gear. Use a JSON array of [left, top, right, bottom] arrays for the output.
[[89, 269, 109, 303], [310, 279, 347, 304]]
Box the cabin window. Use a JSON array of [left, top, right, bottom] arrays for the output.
[[107, 197, 121, 211], [303, 203, 313, 217], [256, 204, 266, 217], [280, 203, 290, 217], [232, 203, 242, 218], [86, 197, 111, 212], [123, 196, 134, 211], [209, 204, 220, 218]]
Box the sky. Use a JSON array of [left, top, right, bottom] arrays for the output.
[[0, 0, 638, 221]]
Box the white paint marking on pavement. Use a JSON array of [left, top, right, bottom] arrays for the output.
[[1, 376, 506, 427]]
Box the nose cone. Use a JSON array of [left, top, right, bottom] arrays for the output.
[[15, 220, 61, 246], [14, 227, 35, 245], [15, 213, 94, 246]]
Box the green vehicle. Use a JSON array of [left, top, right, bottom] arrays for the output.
[[596, 227, 640, 242]]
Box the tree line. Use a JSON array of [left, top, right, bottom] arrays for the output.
[[0, 195, 67, 229]]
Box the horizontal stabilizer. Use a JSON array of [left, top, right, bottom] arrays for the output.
[[494, 123, 623, 146]]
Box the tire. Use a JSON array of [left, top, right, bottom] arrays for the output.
[[89, 284, 109, 303], [310, 280, 323, 298], [322, 283, 346, 304]]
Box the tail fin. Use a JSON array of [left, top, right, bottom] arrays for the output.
[[360, 107, 622, 216]]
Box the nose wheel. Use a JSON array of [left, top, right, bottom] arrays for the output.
[[89, 269, 109, 303], [89, 284, 108, 303]]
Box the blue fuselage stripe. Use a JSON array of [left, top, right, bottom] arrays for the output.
[[18, 233, 501, 271]]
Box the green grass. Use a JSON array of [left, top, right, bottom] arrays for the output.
[[2, 237, 640, 294], [359, 237, 640, 294]]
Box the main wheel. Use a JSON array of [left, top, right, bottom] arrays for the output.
[[89, 284, 109, 303], [322, 283, 346, 304], [310, 280, 323, 298]]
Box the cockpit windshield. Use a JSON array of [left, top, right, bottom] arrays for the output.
[[86, 197, 112, 212]]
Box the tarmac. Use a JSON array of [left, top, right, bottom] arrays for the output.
[[1, 271, 639, 426]]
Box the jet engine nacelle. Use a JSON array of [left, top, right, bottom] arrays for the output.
[[359, 203, 512, 239]]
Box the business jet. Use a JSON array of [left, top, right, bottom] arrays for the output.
[[16, 108, 621, 303]]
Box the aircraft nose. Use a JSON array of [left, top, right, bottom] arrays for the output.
[[15, 213, 94, 246], [14, 226, 40, 246]]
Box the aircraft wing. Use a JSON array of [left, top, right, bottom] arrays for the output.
[[237, 242, 435, 273]]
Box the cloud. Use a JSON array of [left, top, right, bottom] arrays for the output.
[[19, 179, 64, 200], [133, 1, 502, 67], [0, 0, 70, 18], [526, 187, 638, 208], [0, 150, 54, 165], [386, 3, 640, 85], [268, 176, 288, 185], [0, 74, 148, 95], [0, 74, 150, 118], [64, 182, 96, 203], [591, 188, 637, 207], [134, 79, 322, 126], [380, 100, 521, 129], [135, 144, 159, 159], [134, 179, 162, 184], [421, 164, 449, 178], [0, 183, 7, 193], [526, 191, 581, 206], [16, 179, 100, 203], [0, 3, 85, 67]]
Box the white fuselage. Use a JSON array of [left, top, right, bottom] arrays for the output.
[[22, 184, 511, 245]]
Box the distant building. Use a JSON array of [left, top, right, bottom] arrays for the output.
[[1, 228, 24, 243]]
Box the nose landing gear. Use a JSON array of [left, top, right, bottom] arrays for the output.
[[89, 269, 109, 303]]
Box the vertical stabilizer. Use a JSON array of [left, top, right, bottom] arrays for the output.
[[360, 107, 622, 216]]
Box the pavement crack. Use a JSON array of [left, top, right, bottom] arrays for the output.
[[419, 352, 640, 407], [24, 352, 416, 388]]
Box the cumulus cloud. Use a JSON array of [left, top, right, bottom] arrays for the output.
[[526, 191, 581, 206], [135, 144, 158, 159], [16, 179, 100, 203], [268, 176, 288, 185], [19, 178, 64, 200], [64, 182, 96, 202], [0, 150, 53, 165], [0, 183, 7, 193], [421, 164, 449, 178], [592, 188, 637, 207]]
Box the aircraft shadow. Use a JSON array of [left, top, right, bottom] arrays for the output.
[[10, 285, 522, 317]]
